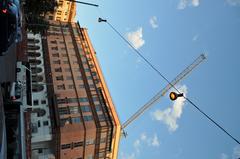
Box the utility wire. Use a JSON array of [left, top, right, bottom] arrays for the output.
[[98, 18, 240, 145]]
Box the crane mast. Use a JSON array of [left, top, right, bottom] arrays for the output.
[[121, 54, 206, 131]]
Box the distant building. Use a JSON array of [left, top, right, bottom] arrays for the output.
[[46, 0, 76, 22], [41, 20, 121, 159]]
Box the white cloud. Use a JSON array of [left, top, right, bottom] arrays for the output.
[[220, 153, 229, 159], [177, 0, 200, 9], [151, 134, 160, 147], [133, 139, 141, 153], [133, 139, 140, 148], [126, 27, 145, 50], [140, 133, 160, 147], [192, 34, 199, 41], [121, 133, 160, 159], [149, 16, 158, 29], [120, 152, 136, 159], [192, 0, 200, 7], [178, 0, 188, 9], [140, 133, 147, 141], [226, 0, 240, 6], [152, 85, 188, 132], [233, 145, 240, 159]]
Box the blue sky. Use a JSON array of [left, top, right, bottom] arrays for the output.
[[76, 0, 240, 158]]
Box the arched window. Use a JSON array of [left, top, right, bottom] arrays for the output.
[[31, 67, 42, 74], [28, 45, 40, 50], [29, 59, 41, 65], [32, 85, 44, 92], [32, 75, 44, 82], [32, 108, 46, 117], [27, 38, 40, 44], [28, 52, 41, 58]]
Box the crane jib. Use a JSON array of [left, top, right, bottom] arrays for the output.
[[121, 54, 206, 130]]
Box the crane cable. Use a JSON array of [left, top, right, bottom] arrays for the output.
[[98, 18, 240, 145]]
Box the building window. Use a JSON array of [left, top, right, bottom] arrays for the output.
[[66, 76, 72, 80], [63, 60, 69, 64], [89, 64, 94, 68], [79, 84, 84, 89], [83, 115, 93, 122], [41, 100, 46, 104], [87, 76, 92, 80], [79, 97, 88, 102], [55, 67, 62, 72], [68, 84, 74, 89], [51, 46, 58, 50], [92, 72, 97, 76], [61, 144, 71, 150], [38, 148, 43, 153], [81, 105, 91, 112], [65, 68, 71, 72], [69, 106, 79, 114], [89, 84, 95, 89], [95, 105, 101, 111], [98, 114, 105, 121], [67, 98, 78, 103], [74, 68, 80, 72], [100, 137, 106, 143], [76, 76, 82, 80], [86, 139, 95, 145], [52, 53, 59, 57], [59, 107, 69, 115], [56, 75, 64, 81], [74, 141, 83, 147], [38, 121, 41, 127], [48, 15, 53, 20], [32, 85, 44, 92], [71, 117, 81, 123], [87, 155, 93, 159], [93, 97, 98, 102], [53, 60, 61, 64], [62, 54, 68, 57], [99, 152, 105, 158], [57, 84, 65, 90], [33, 100, 39, 105], [43, 121, 49, 126], [85, 68, 90, 72], [31, 67, 42, 74], [51, 40, 57, 44], [57, 98, 67, 104], [95, 79, 100, 84]]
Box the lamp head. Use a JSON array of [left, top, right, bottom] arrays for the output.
[[169, 92, 184, 101], [98, 17, 107, 23]]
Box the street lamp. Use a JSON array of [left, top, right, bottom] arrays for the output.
[[169, 92, 184, 101], [65, 0, 99, 7]]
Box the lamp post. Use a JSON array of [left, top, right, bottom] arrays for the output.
[[65, 0, 99, 7]]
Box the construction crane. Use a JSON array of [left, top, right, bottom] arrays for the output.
[[121, 54, 206, 136]]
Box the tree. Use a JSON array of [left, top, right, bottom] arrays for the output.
[[25, 15, 50, 34], [24, 0, 58, 34]]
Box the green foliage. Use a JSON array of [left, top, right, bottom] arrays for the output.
[[25, 15, 50, 34]]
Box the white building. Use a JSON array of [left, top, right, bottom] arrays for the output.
[[27, 33, 55, 159]]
